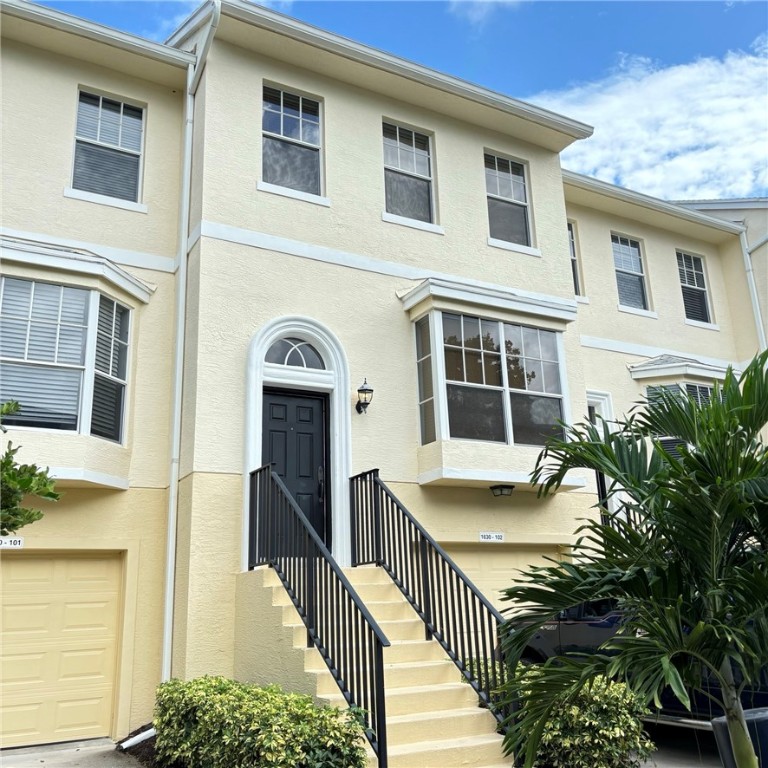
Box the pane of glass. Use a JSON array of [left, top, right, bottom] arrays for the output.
[[113, 340, 128, 379], [73, 142, 140, 202], [442, 313, 461, 345], [414, 132, 429, 153], [463, 316, 480, 348], [382, 122, 398, 142], [524, 358, 543, 392], [121, 106, 143, 151], [414, 153, 430, 177], [95, 332, 112, 374], [497, 172, 513, 199], [302, 120, 320, 146], [28, 323, 56, 362], [415, 317, 431, 358], [31, 283, 61, 322], [484, 352, 502, 386], [485, 166, 498, 196], [511, 177, 527, 204], [522, 327, 541, 359], [302, 98, 320, 120], [488, 198, 530, 245], [100, 98, 122, 145], [61, 287, 89, 325], [77, 92, 100, 140], [384, 169, 431, 222], [616, 272, 647, 309], [682, 286, 709, 323], [510, 393, 563, 446], [297, 342, 324, 369], [399, 147, 416, 174], [91, 375, 124, 441], [539, 330, 557, 361], [0, 319, 27, 358], [542, 362, 561, 394], [262, 109, 281, 134], [283, 92, 301, 118], [286, 348, 304, 366], [0, 361, 81, 430], [263, 137, 321, 196], [444, 346, 464, 382], [399, 128, 413, 148], [263, 87, 282, 109], [383, 143, 399, 167], [504, 323, 523, 356], [481, 320, 500, 351], [283, 115, 301, 140], [417, 359, 433, 401], [1, 278, 32, 317], [266, 338, 292, 364], [447, 384, 505, 442], [57, 326, 87, 365], [506, 354, 526, 389], [465, 350, 483, 384], [114, 306, 129, 343], [420, 398, 436, 445], [497, 157, 510, 175]]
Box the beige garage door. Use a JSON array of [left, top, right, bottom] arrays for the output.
[[446, 544, 561, 611], [1, 552, 122, 748]]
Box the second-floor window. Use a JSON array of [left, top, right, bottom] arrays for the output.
[[262, 86, 321, 196], [612, 234, 648, 310], [485, 153, 531, 247], [383, 122, 433, 223], [0, 277, 130, 443], [73, 91, 144, 202], [568, 221, 582, 295], [677, 251, 710, 323]]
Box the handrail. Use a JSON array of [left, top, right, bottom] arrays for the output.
[[249, 466, 390, 766], [350, 468, 508, 725]]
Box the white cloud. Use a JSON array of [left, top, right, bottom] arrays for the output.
[[448, 0, 520, 28], [527, 39, 768, 200]]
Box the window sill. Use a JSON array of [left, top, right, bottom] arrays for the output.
[[257, 181, 331, 208], [64, 187, 147, 213], [575, 295, 590, 304], [685, 319, 719, 331], [486, 238, 541, 258], [617, 304, 658, 319], [382, 211, 444, 235]]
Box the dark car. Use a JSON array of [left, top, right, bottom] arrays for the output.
[[516, 600, 768, 729]]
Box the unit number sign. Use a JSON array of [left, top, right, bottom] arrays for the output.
[[479, 531, 504, 543]]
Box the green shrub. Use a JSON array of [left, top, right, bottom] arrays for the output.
[[520, 673, 654, 768], [153, 676, 367, 768]]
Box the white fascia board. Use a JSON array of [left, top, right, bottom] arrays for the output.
[[1, 237, 155, 304], [165, 0, 216, 46], [628, 361, 729, 381], [563, 171, 746, 235], [399, 277, 578, 323], [675, 199, 768, 211], [212, 0, 592, 143], [417, 466, 586, 491], [49, 467, 130, 490], [2, 0, 195, 69]]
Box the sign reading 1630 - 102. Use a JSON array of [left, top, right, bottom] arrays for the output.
[[0, 537, 24, 549], [479, 531, 504, 543]]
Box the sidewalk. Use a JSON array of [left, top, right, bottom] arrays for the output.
[[1, 739, 141, 767]]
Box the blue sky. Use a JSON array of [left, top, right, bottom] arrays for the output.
[[35, 0, 768, 199]]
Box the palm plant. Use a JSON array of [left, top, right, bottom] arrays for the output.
[[499, 351, 768, 768]]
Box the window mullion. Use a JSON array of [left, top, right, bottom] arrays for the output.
[[498, 320, 514, 445], [80, 291, 100, 436], [432, 311, 449, 441]]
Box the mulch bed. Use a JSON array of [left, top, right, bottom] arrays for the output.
[[119, 725, 160, 767]]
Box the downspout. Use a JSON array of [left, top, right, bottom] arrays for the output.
[[739, 229, 767, 352], [161, 0, 221, 684]]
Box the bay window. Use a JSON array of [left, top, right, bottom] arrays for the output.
[[416, 311, 565, 447], [0, 277, 130, 442]]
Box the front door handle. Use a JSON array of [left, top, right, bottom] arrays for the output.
[[318, 465, 325, 502]]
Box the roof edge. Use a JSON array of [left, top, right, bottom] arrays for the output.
[[4, 0, 196, 68], [562, 170, 745, 235], [181, 0, 593, 143]]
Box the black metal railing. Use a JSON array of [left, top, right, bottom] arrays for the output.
[[249, 466, 390, 766], [350, 468, 508, 725]]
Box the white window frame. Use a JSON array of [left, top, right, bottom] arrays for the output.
[[484, 151, 532, 249], [677, 250, 713, 325], [68, 88, 146, 206], [417, 310, 567, 447], [568, 221, 583, 297], [0, 276, 131, 445], [382, 120, 435, 224], [612, 233, 651, 312], [261, 83, 325, 200]]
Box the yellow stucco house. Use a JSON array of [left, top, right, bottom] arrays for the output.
[[1, 0, 765, 763]]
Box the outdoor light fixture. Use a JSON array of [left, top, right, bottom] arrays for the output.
[[356, 379, 374, 414], [490, 484, 515, 497]]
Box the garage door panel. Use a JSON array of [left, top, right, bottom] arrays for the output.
[[0, 553, 121, 748]]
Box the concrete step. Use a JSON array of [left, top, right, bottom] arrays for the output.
[[383, 659, 457, 689], [360, 599, 414, 621], [386, 706, 498, 743], [386, 733, 508, 767], [375, 682, 479, 716], [375, 618, 425, 641], [383, 639, 446, 663]]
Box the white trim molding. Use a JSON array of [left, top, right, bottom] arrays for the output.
[[64, 187, 148, 214], [243, 316, 352, 568], [381, 212, 445, 235], [257, 181, 331, 208], [417, 466, 586, 491], [1, 226, 175, 274], [486, 238, 542, 258], [628, 355, 729, 382], [49, 467, 130, 489], [1, 235, 155, 303]]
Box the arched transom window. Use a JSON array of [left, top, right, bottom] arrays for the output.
[[265, 337, 325, 370]]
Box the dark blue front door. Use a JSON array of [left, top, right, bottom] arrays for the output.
[[262, 390, 329, 547]]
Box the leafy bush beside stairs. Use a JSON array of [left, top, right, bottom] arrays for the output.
[[153, 676, 367, 768]]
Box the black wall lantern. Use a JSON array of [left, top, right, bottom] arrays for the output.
[[490, 484, 515, 497], [356, 379, 374, 414]]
